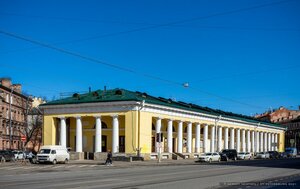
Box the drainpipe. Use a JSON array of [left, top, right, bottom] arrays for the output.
[[9, 87, 13, 150], [136, 100, 145, 157]]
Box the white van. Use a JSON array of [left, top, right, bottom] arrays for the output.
[[37, 145, 69, 164]]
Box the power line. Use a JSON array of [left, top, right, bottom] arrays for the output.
[[0, 0, 296, 54], [0, 30, 266, 109]]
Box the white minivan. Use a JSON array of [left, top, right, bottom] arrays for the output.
[[37, 145, 69, 164]]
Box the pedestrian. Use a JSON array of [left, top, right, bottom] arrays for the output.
[[105, 150, 112, 166]]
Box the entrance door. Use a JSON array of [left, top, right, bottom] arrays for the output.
[[102, 136, 107, 152], [172, 138, 176, 152], [152, 137, 155, 152], [119, 136, 125, 152]]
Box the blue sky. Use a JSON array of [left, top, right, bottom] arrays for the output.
[[0, 0, 299, 115]]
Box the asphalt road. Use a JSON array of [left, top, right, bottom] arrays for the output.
[[0, 158, 300, 189]]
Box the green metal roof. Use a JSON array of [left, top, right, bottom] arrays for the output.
[[41, 88, 285, 129]]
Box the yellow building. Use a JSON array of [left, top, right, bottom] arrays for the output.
[[41, 89, 286, 160]]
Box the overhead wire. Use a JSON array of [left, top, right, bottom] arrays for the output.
[[0, 0, 296, 109], [0, 29, 266, 109], [0, 0, 297, 54]]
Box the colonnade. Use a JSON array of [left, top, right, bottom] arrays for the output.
[[154, 118, 279, 154]]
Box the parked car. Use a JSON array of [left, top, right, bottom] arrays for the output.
[[268, 151, 280, 159], [280, 152, 288, 158], [198, 152, 221, 163], [0, 150, 16, 162], [285, 148, 297, 158], [12, 150, 25, 160], [256, 152, 270, 159], [37, 145, 69, 164], [219, 149, 238, 161], [237, 152, 252, 160]]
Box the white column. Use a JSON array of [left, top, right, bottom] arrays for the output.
[[177, 121, 183, 153], [260, 132, 264, 152], [256, 131, 260, 152], [264, 132, 268, 152], [155, 118, 162, 153], [268, 133, 271, 151], [218, 126, 222, 152], [230, 128, 235, 149], [195, 123, 200, 153], [203, 124, 208, 153], [211, 126, 215, 152], [167, 119, 173, 153], [275, 133, 278, 151], [95, 116, 102, 152], [247, 130, 251, 153], [60, 117, 66, 147], [75, 116, 82, 152], [236, 129, 240, 152], [251, 131, 255, 153], [271, 133, 275, 151], [224, 127, 229, 149], [187, 122, 192, 153], [112, 115, 119, 153], [241, 129, 245, 152]]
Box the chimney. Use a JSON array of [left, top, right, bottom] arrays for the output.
[[12, 84, 22, 93], [0, 78, 12, 88]]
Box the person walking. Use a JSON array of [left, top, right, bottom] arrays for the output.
[[105, 150, 112, 166]]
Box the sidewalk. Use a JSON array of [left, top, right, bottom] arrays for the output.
[[69, 159, 198, 167]]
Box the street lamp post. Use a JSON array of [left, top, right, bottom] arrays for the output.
[[215, 115, 222, 152]]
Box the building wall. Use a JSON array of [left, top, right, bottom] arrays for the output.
[[42, 105, 286, 159], [0, 79, 31, 150]]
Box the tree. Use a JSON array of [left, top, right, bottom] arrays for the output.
[[18, 97, 43, 153]]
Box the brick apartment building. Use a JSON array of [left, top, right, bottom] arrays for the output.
[[0, 78, 32, 150], [255, 106, 300, 153]]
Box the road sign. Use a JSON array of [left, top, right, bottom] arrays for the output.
[[21, 135, 26, 142]]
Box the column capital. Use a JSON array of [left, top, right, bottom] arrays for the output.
[[94, 115, 101, 118], [58, 116, 66, 120], [167, 119, 173, 122], [176, 120, 183, 124], [155, 117, 162, 121], [111, 114, 118, 118], [75, 116, 81, 119]]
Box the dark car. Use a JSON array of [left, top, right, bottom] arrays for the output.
[[219, 149, 238, 161], [268, 151, 280, 159], [0, 150, 16, 162]]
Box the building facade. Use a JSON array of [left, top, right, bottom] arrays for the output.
[[0, 78, 32, 150], [256, 107, 300, 153], [41, 89, 286, 160]]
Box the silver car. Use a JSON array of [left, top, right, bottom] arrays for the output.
[[199, 152, 221, 163], [256, 152, 270, 159], [237, 152, 252, 160]]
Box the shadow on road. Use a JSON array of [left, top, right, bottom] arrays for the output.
[[194, 157, 300, 169]]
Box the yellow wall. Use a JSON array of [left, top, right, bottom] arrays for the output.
[[43, 109, 285, 155], [43, 116, 56, 145]]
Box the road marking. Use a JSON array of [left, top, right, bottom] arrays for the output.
[[78, 165, 88, 168]]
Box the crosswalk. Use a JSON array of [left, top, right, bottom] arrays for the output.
[[0, 164, 102, 171]]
